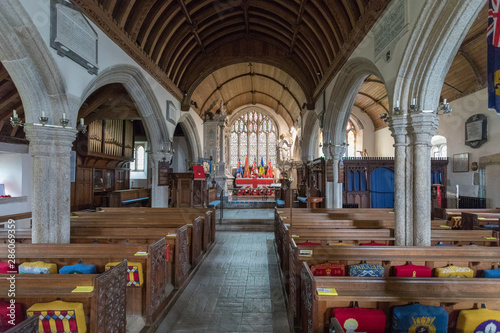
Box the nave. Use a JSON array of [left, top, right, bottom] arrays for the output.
[[156, 232, 290, 333]]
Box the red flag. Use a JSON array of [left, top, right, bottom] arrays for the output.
[[267, 160, 273, 178], [243, 157, 250, 178]]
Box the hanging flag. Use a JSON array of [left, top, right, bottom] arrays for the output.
[[261, 157, 264, 167], [243, 157, 250, 178], [488, 0, 500, 113]]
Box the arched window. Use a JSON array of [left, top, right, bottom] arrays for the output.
[[318, 129, 324, 157], [131, 143, 146, 171], [346, 120, 356, 157], [230, 110, 277, 168]]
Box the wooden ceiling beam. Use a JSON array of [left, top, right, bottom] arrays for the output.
[[0, 90, 20, 111], [127, 0, 156, 40], [84, 98, 125, 124], [78, 85, 124, 119], [102, 0, 118, 14], [116, 0, 135, 28], [357, 92, 388, 113], [242, 0, 250, 35], [458, 48, 485, 87], [289, 0, 307, 56], [225, 90, 294, 122], [341, 0, 357, 29], [177, 0, 205, 53]]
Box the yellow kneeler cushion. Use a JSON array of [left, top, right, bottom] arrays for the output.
[[19, 261, 57, 274], [27, 300, 87, 333], [105, 261, 143, 286], [435, 265, 474, 278], [456, 308, 500, 332]]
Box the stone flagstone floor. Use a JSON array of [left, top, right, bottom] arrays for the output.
[[155, 232, 291, 333]]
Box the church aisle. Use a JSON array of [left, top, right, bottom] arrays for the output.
[[155, 232, 290, 333]]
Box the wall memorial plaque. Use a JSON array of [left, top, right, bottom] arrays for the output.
[[465, 114, 487, 148], [373, 0, 408, 62], [50, 0, 98, 74]]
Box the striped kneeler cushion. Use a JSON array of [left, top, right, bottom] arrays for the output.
[[348, 263, 384, 277], [456, 307, 500, 332], [332, 307, 386, 333], [105, 261, 143, 286], [27, 300, 86, 333]]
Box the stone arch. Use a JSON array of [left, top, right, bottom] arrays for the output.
[[79, 65, 169, 153], [300, 110, 320, 161], [323, 57, 386, 147], [177, 113, 202, 162], [0, 0, 71, 123], [228, 104, 289, 138], [394, 0, 484, 110]]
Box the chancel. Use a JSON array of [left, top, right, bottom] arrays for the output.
[[1, 0, 500, 332]]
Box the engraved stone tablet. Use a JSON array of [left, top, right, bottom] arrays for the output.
[[373, 0, 408, 61], [50, 0, 98, 74]]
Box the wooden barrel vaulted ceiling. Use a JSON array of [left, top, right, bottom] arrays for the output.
[[71, 0, 391, 118]]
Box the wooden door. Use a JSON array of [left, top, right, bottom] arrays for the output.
[[75, 167, 93, 210]]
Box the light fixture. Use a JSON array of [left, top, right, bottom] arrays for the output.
[[393, 100, 402, 115], [190, 100, 198, 109], [379, 113, 389, 123], [60, 113, 69, 128], [409, 97, 419, 113], [10, 109, 23, 127], [77, 118, 87, 133], [437, 99, 452, 115]]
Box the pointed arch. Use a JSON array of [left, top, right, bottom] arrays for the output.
[[79, 65, 170, 153], [177, 112, 202, 161], [323, 57, 386, 147]]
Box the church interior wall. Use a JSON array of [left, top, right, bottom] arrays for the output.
[[436, 88, 500, 207], [171, 136, 190, 173], [351, 107, 375, 157], [374, 127, 395, 157]]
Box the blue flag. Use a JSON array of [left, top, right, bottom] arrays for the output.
[[488, 0, 500, 113], [260, 157, 264, 167]]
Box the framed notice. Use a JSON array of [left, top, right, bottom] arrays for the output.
[[465, 114, 487, 148], [453, 153, 469, 173]]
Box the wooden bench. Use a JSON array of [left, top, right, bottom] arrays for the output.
[[109, 188, 149, 207], [5, 315, 38, 333], [462, 212, 500, 230], [300, 261, 500, 333], [0, 260, 127, 333], [433, 207, 500, 220], [0, 241, 167, 330]]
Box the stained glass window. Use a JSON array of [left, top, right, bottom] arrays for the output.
[[229, 110, 278, 169], [346, 120, 357, 157]]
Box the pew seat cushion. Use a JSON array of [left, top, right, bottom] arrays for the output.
[[456, 308, 500, 333], [332, 307, 385, 333], [27, 300, 87, 333], [0, 300, 25, 331], [106, 261, 143, 286], [393, 263, 432, 278], [484, 268, 500, 278], [359, 242, 387, 246], [435, 265, 474, 278], [59, 264, 97, 274], [19, 261, 57, 274], [0, 261, 17, 274], [391, 303, 448, 333], [311, 262, 344, 276], [348, 263, 384, 277]]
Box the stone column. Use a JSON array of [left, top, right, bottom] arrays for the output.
[[405, 135, 413, 245], [215, 114, 228, 191], [149, 151, 172, 208], [323, 149, 334, 208], [331, 145, 345, 208], [410, 112, 439, 246], [24, 124, 77, 243], [388, 115, 409, 246]]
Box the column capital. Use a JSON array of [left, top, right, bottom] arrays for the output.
[[24, 124, 77, 157], [331, 144, 345, 160], [149, 151, 173, 163], [388, 115, 408, 146], [409, 112, 439, 146]]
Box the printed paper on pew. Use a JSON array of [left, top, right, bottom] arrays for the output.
[[282, 216, 288, 219], [278, 211, 284, 213], [70, 215, 79, 218], [299, 250, 312, 257], [478, 217, 486, 220], [292, 235, 299, 238], [439, 225, 450, 228], [316, 288, 337, 296], [72, 286, 94, 293], [166, 234, 177, 237], [284, 224, 290, 227], [134, 252, 148, 256], [484, 236, 497, 240]]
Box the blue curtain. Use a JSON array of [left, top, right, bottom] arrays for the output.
[[360, 171, 367, 191], [370, 168, 394, 208], [354, 171, 360, 191], [348, 171, 354, 191]]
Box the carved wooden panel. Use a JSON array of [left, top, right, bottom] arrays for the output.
[[175, 225, 192, 288], [192, 217, 204, 266], [178, 179, 192, 207], [5, 315, 38, 333], [301, 264, 314, 333], [193, 181, 202, 207], [147, 238, 167, 324], [203, 211, 211, 251], [94, 260, 127, 333], [288, 242, 298, 328]]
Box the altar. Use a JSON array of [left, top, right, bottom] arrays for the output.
[[235, 178, 274, 189]]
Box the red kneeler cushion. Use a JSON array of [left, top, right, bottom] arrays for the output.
[[0, 261, 18, 274], [0, 300, 25, 331], [393, 263, 432, 277], [311, 262, 345, 276], [332, 307, 386, 333], [359, 242, 387, 246], [296, 241, 321, 246]]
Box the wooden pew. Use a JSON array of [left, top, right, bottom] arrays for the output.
[[0, 261, 127, 333], [5, 315, 38, 333], [433, 207, 500, 220], [300, 261, 500, 333], [0, 241, 167, 329], [288, 243, 500, 330], [462, 212, 500, 230], [109, 188, 149, 207]]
